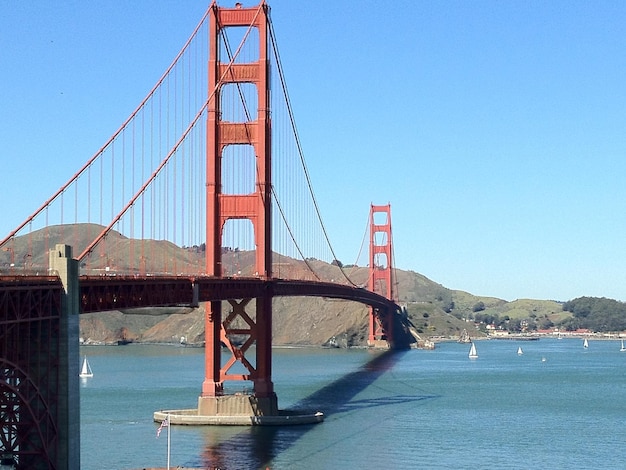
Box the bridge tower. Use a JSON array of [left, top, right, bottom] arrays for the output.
[[368, 204, 396, 347], [200, 2, 277, 416]]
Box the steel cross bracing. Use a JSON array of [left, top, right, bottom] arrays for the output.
[[0, 278, 64, 469]]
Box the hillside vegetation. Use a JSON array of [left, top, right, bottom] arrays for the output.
[[2, 224, 578, 346], [560, 297, 626, 332]]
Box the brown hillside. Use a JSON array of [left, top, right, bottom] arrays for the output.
[[4, 224, 566, 346]]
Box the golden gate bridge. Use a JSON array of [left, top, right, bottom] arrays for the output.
[[0, 2, 413, 468]]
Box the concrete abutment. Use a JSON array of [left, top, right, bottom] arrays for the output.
[[155, 393, 323, 426]]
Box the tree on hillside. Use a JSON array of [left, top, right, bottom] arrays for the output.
[[508, 318, 522, 332], [472, 301, 485, 312], [561, 297, 626, 332], [538, 316, 554, 330]]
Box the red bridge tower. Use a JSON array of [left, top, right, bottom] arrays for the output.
[[200, 2, 276, 416], [368, 204, 396, 347]]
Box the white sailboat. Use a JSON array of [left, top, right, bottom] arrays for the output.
[[583, 338, 589, 349], [468, 342, 478, 359], [620, 339, 626, 352], [79, 356, 93, 378], [517, 346, 523, 355]]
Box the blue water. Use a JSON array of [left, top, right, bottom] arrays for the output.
[[80, 339, 626, 469]]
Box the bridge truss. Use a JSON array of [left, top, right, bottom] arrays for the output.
[[0, 277, 70, 469]]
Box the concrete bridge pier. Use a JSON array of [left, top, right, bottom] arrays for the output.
[[156, 294, 322, 426], [49, 244, 80, 469]]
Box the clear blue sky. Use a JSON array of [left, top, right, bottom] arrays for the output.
[[2, 1, 626, 302]]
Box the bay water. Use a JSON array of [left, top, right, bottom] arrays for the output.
[[80, 339, 626, 469]]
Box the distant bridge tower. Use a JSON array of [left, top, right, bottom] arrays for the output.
[[200, 2, 277, 416], [368, 204, 396, 347]]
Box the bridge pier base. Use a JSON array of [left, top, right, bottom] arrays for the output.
[[155, 293, 323, 425], [197, 394, 278, 417], [49, 244, 81, 469], [157, 391, 324, 426], [156, 386, 324, 425], [367, 339, 391, 349]]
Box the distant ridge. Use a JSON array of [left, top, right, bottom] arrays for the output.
[[3, 224, 566, 346]]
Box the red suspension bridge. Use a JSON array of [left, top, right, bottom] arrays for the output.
[[0, 2, 413, 468]]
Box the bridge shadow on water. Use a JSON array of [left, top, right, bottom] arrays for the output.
[[195, 350, 439, 469]]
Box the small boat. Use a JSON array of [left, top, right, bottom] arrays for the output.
[[541, 357, 547, 363], [517, 346, 523, 355], [620, 339, 626, 352], [79, 356, 93, 378], [468, 342, 478, 359], [583, 338, 589, 349]]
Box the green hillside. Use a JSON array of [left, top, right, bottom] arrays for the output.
[[3, 224, 575, 346]]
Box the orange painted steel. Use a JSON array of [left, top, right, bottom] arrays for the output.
[[0, 278, 63, 468], [368, 204, 396, 344], [204, 2, 274, 399], [78, 276, 399, 314], [79, 276, 193, 312]]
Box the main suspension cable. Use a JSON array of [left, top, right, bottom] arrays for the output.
[[268, 16, 357, 286]]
